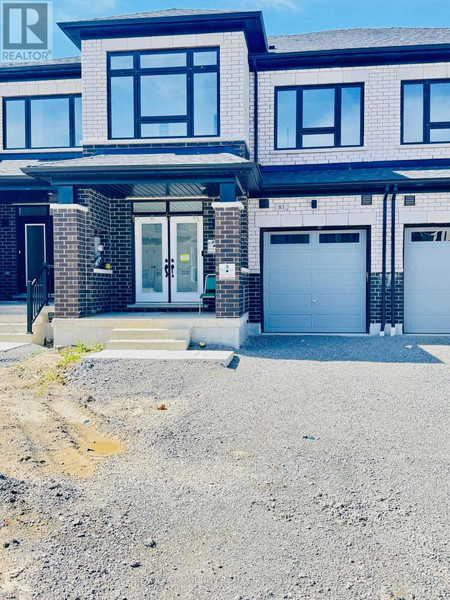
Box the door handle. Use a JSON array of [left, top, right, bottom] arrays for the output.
[[171, 261, 175, 278], [164, 261, 169, 278]]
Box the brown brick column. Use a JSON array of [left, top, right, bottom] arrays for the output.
[[51, 204, 88, 318], [213, 200, 248, 319]]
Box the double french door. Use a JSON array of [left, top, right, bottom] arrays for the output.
[[135, 215, 203, 304]]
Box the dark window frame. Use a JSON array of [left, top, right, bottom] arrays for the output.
[[401, 79, 450, 145], [274, 83, 364, 150], [3, 94, 81, 150], [107, 47, 220, 140]]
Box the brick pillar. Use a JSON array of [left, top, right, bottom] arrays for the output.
[[52, 204, 88, 318], [213, 200, 248, 319]]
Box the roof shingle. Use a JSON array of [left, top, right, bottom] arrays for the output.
[[267, 27, 450, 53]]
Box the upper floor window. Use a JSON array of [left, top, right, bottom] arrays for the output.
[[275, 83, 364, 150], [402, 80, 450, 144], [108, 48, 219, 140], [4, 95, 82, 150]]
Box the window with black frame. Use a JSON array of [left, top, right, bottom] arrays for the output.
[[402, 80, 450, 144], [275, 83, 364, 150], [108, 48, 219, 140], [3, 95, 82, 149]]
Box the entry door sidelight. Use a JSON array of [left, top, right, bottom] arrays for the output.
[[135, 217, 169, 303], [170, 216, 203, 303]]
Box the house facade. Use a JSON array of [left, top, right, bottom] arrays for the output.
[[1, 9, 450, 347]]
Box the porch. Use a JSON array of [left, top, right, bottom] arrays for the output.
[[21, 151, 258, 348], [53, 311, 250, 350]]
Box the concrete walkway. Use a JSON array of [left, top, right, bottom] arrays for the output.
[[91, 348, 234, 366], [0, 342, 29, 352]]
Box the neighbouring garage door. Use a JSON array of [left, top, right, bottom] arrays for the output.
[[263, 229, 367, 333], [404, 227, 450, 333]]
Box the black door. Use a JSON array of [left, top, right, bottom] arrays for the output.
[[17, 212, 53, 294]]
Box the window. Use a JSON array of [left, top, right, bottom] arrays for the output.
[[275, 84, 363, 150], [319, 233, 360, 244], [3, 95, 82, 149], [270, 234, 310, 244], [402, 80, 450, 144], [18, 206, 49, 216], [411, 230, 450, 242], [108, 48, 219, 140]]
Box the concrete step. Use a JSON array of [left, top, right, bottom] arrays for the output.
[[0, 314, 46, 324], [105, 338, 190, 351], [110, 327, 191, 341], [0, 332, 33, 343], [91, 349, 234, 367], [0, 322, 28, 333]]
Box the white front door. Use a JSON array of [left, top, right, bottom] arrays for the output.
[[135, 215, 203, 304], [135, 217, 169, 303], [170, 216, 203, 303]]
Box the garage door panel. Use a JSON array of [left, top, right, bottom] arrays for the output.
[[264, 229, 366, 333], [315, 251, 365, 270], [266, 271, 312, 291], [407, 292, 450, 312], [267, 313, 313, 332], [267, 293, 312, 310], [316, 292, 366, 311], [407, 270, 450, 292], [314, 271, 365, 293], [314, 313, 366, 332], [266, 251, 312, 270], [406, 315, 450, 334], [405, 227, 450, 333]]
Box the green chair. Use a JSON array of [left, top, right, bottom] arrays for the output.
[[199, 274, 216, 313]]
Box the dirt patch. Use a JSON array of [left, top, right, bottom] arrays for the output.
[[0, 350, 124, 481]]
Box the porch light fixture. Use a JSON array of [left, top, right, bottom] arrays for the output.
[[259, 198, 269, 209], [311, 199, 318, 209]]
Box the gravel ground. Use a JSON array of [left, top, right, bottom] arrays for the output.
[[2, 335, 450, 599], [0, 344, 45, 366]]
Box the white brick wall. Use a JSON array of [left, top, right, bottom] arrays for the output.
[[81, 32, 250, 146], [0, 78, 81, 152], [257, 62, 450, 166], [249, 192, 450, 273]]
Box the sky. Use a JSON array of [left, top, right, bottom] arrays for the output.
[[53, 0, 450, 57]]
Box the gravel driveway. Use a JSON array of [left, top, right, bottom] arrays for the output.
[[3, 335, 450, 599]]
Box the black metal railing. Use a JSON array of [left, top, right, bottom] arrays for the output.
[[27, 263, 53, 334]]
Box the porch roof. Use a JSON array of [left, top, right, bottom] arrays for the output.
[[0, 160, 54, 190], [260, 161, 450, 195], [22, 152, 261, 197]]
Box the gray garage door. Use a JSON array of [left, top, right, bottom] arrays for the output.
[[263, 229, 367, 333], [404, 227, 450, 333]]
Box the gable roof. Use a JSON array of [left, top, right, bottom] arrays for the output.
[[267, 28, 450, 53]]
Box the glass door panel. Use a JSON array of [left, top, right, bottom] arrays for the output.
[[170, 216, 203, 303], [135, 217, 168, 303]]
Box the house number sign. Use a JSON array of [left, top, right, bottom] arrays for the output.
[[219, 263, 236, 280]]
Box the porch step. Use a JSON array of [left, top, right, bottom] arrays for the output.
[[0, 332, 33, 343], [0, 322, 28, 332], [110, 328, 191, 341], [105, 338, 190, 351]]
